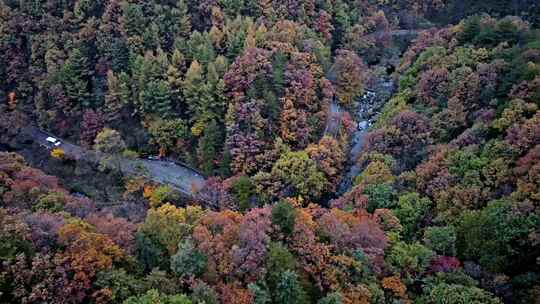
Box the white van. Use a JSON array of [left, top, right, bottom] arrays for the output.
[[46, 137, 62, 146]]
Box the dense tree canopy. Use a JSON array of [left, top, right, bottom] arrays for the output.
[[0, 0, 539, 303]]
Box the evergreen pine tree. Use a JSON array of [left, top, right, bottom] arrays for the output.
[[187, 31, 216, 65], [62, 48, 92, 110], [206, 62, 227, 124], [118, 72, 132, 110], [197, 120, 222, 176], [218, 148, 232, 177], [183, 60, 213, 135], [123, 3, 145, 37], [104, 70, 123, 124], [140, 80, 172, 117], [176, 0, 191, 39], [167, 49, 186, 114]]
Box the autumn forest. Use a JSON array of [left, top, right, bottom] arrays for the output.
[[0, 0, 539, 303]]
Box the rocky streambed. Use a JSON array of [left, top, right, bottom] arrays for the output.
[[337, 73, 396, 195]]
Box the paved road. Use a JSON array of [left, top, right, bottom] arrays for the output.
[[24, 126, 207, 201]]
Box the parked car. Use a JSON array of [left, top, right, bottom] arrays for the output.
[[147, 155, 160, 160], [46, 136, 62, 146]]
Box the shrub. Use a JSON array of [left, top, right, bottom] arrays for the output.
[[148, 185, 179, 208], [50, 148, 65, 159], [122, 149, 139, 160]]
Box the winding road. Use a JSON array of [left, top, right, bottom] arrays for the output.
[[23, 126, 207, 202]]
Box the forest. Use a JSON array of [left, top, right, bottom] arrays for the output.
[[0, 0, 539, 303]]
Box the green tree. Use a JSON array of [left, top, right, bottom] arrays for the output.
[[144, 269, 182, 296], [132, 51, 170, 116], [139, 80, 173, 117], [94, 128, 126, 155], [148, 185, 179, 208], [148, 119, 189, 156], [144, 268, 182, 294], [183, 60, 213, 136], [170, 240, 207, 279], [118, 72, 133, 107], [33, 191, 66, 213], [456, 199, 539, 273], [270, 151, 327, 200], [95, 269, 146, 303], [363, 183, 396, 212], [197, 120, 223, 175], [206, 61, 227, 123], [318, 293, 343, 304], [274, 270, 308, 304], [122, 3, 146, 37], [104, 70, 124, 124], [218, 149, 232, 177], [93, 128, 127, 172], [61, 48, 92, 110], [231, 175, 256, 211], [387, 242, 435, 283], [266, 242, 296, 289], [423, 226, 457, 256], [420, 283, 502, 304], [190, 282, 218, 304], [394, 193, 432, 240], [135, 232, 168, 272], [123, 289, 192, 304], [248, 282, 271, 304], [272, 51, 287, 95], [186, 31, 216, 65], [271, 201, 297, 236], [175, 0, 191, 40], [167, 49, 186, 111], [138, 204, 203, 258]]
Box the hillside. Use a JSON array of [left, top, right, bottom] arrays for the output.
[[0, 1, 539, 303]]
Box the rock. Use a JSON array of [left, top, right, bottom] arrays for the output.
[[358, 121, 369, 130]]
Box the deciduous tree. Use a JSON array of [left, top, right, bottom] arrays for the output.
[[331, 50, 366, 107]]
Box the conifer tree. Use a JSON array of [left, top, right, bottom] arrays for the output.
[[122, 3, 145, 37], [183, 60, 213, 136], [197, 120, 223, 175], [118, 71, 132, 109], [206, 61, 227, 124], [187, 31, 216, 65], [140, 80, 172, 117], [104, 70, 123, 124], [176, 0, 191, 40], [62, 48, 92, 111], [167, 49, 186, 113]]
